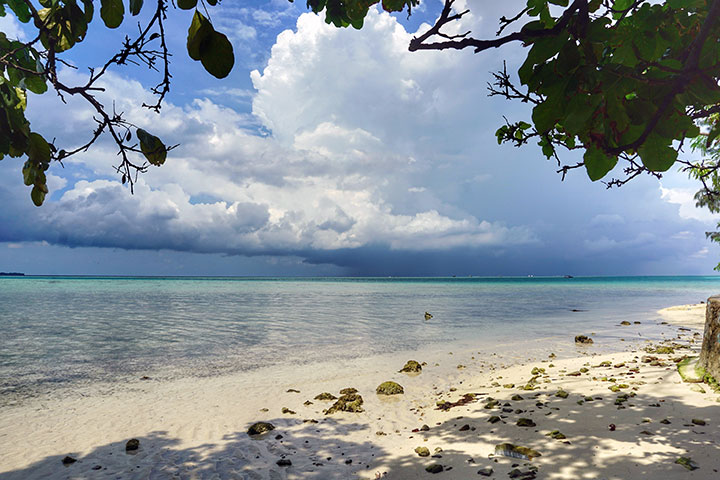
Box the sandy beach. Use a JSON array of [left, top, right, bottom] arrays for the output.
[[0, 303, 717, 479]]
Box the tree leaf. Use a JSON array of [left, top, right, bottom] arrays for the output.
[[584, 146, 617, 181], [100, 0, 124, 28], [136, 128, 167, 166], [129, 0, 143, 16], [6, 0, 32, 23], [638, 134, 677, 172], [200, 31, 234, 79], [27, 132, 50, 163], [31, 184, 46, 206], [177, 0, 197, 10], [187, 11, 213, 61], [82, 0, 94, 22]]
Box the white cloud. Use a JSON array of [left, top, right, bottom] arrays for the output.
[[0, 14, 27, 41], [660, 186, 719, 223], [14, 8, 534, 257]]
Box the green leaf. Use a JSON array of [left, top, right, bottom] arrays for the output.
[[584, 146, 617, 181], [638, 134, 677, 172], [531, 96, 561, 133], [177, 0, 197, 10], [136, 128, 167, 166], [129, 0, 143, 16], [6, 0, 32, 23], [82, 0, 94, 22], [200, 31, 235, 79], [100, 0, 124, 28], [30, 184, 46, 206], [22, 161, 34, 186], [27, 132, 50, 163], [187, 11, 212, 61]]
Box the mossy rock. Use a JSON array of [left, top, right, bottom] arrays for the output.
[[414, 446, 430, 457], [574, 335, 593, 345], [484, 399, 500, 409], [546, 429, 566, 439], [677, 357, 705, 383], [579, 367, 589, 373], [675, 456, 699, 471], [281, 407, 296, 414], [488, 415, 501, 424], [325, 393, 364, 414], [247, 422, 275, 435], [425, 464, 443, 473], [531, 367, 545, 375], [400, 360, 422, 373], [511, 394, 524, 401], [125, 439, 140, 451], [339, 387, 358, 395], [620, 321, 631, 326], [555, 390, 569, 399], [494, 442, 541, 460], [691, 418, 706, 426], [516, 418, 536, 427], [314, 392, 337, 401], [376, 381, 404, 395]]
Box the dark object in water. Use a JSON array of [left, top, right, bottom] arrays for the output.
[[61, 456, 77, 465], [575, 335, 593, 345], [125, 439, 140, 451], [424, 312, 433, 320]]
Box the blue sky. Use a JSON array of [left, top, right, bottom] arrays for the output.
[[0, 0, 718, 276]]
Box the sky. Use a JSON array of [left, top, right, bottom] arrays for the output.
[[0, 0, 718, 276]]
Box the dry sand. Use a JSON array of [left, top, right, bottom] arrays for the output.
[[0, 304, 718, 479]]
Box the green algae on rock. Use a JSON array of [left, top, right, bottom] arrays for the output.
[[400, 360, 422, 373], [546, 430, 566, 439], [516, 418, 536, 427], [325, 393, 364, 414], [574, 335, 594, 345], [339, 387, 358, 395], [555, 390, 569, 399], [314, 392, 337, 401], [376, 381, 404, 395], [494, 442, 541, 460], [675, 456, 699, 471], [247, 422, 275, 435], [677, 357, 705, 383], [425, 464, 443, 473], [414, 446, 430, 457]]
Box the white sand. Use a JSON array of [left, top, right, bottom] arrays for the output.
[[1, 305, 718, 479], [657, 303, 706, 328]]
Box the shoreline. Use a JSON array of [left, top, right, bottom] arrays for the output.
[[1, 304, 717, 479]]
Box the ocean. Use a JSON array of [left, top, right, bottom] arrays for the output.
[[1, 275, 717, 400]]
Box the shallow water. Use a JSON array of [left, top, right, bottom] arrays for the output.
[[0, 275, 717, 399]]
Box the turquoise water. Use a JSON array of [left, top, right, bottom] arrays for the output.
[[0, 275, 718, 399]]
